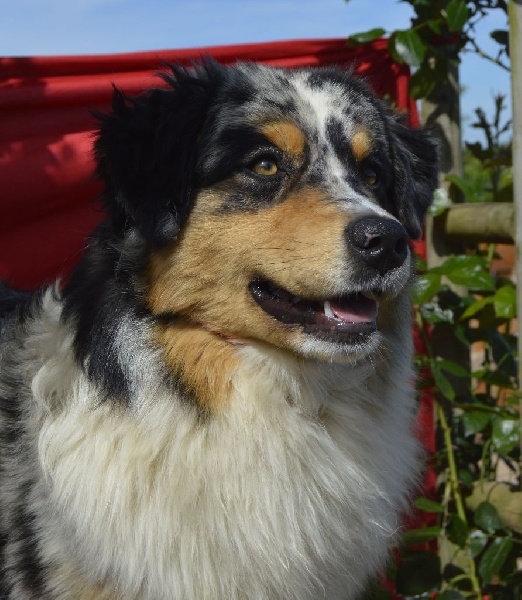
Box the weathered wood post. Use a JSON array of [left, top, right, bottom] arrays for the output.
[[421, 58, 469, 397], [422, 59, 463, 267], [420, 40, 470, 575]]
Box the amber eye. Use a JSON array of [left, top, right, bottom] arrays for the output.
[[362, 166, 379, 187], [250, 158, 279, 176]]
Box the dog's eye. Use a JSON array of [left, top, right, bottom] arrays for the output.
[[250, 158, 279, 176], [361, 166, 379, 187]]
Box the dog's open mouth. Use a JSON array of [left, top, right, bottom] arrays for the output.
[[249, 278, 378, 342]]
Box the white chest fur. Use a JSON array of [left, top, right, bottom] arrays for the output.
[[28, 298, 420, 600]]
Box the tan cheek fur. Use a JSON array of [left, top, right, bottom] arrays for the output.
[[154, 321, 240, 413], [146, 188, 350, 408], [147, 188, 348, 329]]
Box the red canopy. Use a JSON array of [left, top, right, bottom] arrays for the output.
[[0, 38, 416, 289]]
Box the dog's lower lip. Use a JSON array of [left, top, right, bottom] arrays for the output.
[[249, 278, 378, 339]]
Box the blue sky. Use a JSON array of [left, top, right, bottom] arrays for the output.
[[1, 0, 512, 143]]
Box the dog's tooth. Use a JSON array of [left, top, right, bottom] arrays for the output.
[[323, 300, 335, 318]]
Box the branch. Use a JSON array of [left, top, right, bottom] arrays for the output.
[[464, 36, 511, 71]]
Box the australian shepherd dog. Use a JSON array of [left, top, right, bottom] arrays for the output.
[[0, 60, 438, 599]]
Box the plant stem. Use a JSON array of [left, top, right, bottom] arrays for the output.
[[436, 402, 482, 597], [416, 309, 483, 596], [437, 403, 466, 520], [464, 36, 511, 71]]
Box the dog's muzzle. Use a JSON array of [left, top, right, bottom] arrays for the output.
[[248, 215, 410, 346]]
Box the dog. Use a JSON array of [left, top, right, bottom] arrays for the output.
[[0, 60, 438, 599]]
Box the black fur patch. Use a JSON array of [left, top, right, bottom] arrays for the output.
[[386, 115, 439, 239], [94, 60, 224, 247], [11, 482, 47, 596], [0, 283, 33, 324], [62, 223, 145, 402]]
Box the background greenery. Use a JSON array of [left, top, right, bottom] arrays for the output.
[[344, 1, 521, 598]]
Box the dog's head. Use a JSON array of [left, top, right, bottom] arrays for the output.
[[95, 60, 438, 362]]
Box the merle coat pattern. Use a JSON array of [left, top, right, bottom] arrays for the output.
[[0, 60, 438, 600]]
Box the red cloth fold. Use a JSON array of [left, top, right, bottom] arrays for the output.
[[0, 37, 415, 288]]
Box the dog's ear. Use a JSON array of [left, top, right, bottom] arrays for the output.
[[387, 115, 439, 240], [95, 63, 218, 247]]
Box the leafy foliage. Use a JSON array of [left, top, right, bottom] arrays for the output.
[[450, 93, 513, 204], [346, 0, 510, 99], [405, 245, 520, 599], [343, 2, 520, 597]]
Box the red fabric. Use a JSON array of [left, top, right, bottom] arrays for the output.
[[1, 38, 416, 288], [0, 40, 435, 594]]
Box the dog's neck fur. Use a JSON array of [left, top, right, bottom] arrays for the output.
[[15, 289, 421, 600]]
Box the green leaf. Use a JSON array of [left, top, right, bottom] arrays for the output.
[[435, 255, 495, 291], [444, 0, 470, 32], [446, 265, 495, 291], [491, 417, 520, 454], [489, 331, 518, 379], [460, 295, 495, 320], [475, 501, 504, 533], [426, 19, 443, 35], [414, 497, 445, 514], [465, 141, 490, 161], [395, 551, 441, 595], [403, 526, 442, 545], [468, 529, 489, 558], [437, 359, 469, 377], [461, 411, 491, 436], [490, 29, 509, 47], [348, 28, 386, 45], [389, 30, 427, 67], [447, 515, 469, 548], [458, 468, 474, 487], [446, 173, 482, 202], [414, 272, 442, 304], [454, 323, 471, 347], [431, 363, 455, 401], [478, 537, 513, 581], [494, 284, 517, 319], [409, 65, 438, 99]]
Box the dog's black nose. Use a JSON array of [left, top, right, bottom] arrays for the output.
[[345, 215, 409, 275]]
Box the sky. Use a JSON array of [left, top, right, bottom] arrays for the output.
[[0, 0, 512, 143]]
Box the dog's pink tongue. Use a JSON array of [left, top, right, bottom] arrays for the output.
[[330, 295, 378, 323]]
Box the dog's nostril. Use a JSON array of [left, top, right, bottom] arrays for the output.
[[346, 215, 410, 275], [363, 234, 382, 251], [395, 237, 408, 257]]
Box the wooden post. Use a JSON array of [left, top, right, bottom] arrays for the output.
[[422, 60, 464, 268], [444, 202, 515, 243], [420, 49, 470, 574], [421, 59, 469, 399], [508, 0, 522, 473]]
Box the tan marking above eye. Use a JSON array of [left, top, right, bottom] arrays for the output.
[[251, 158, 279, 176], [351, 129, 372, 163], [260, 120, 305, 158]]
